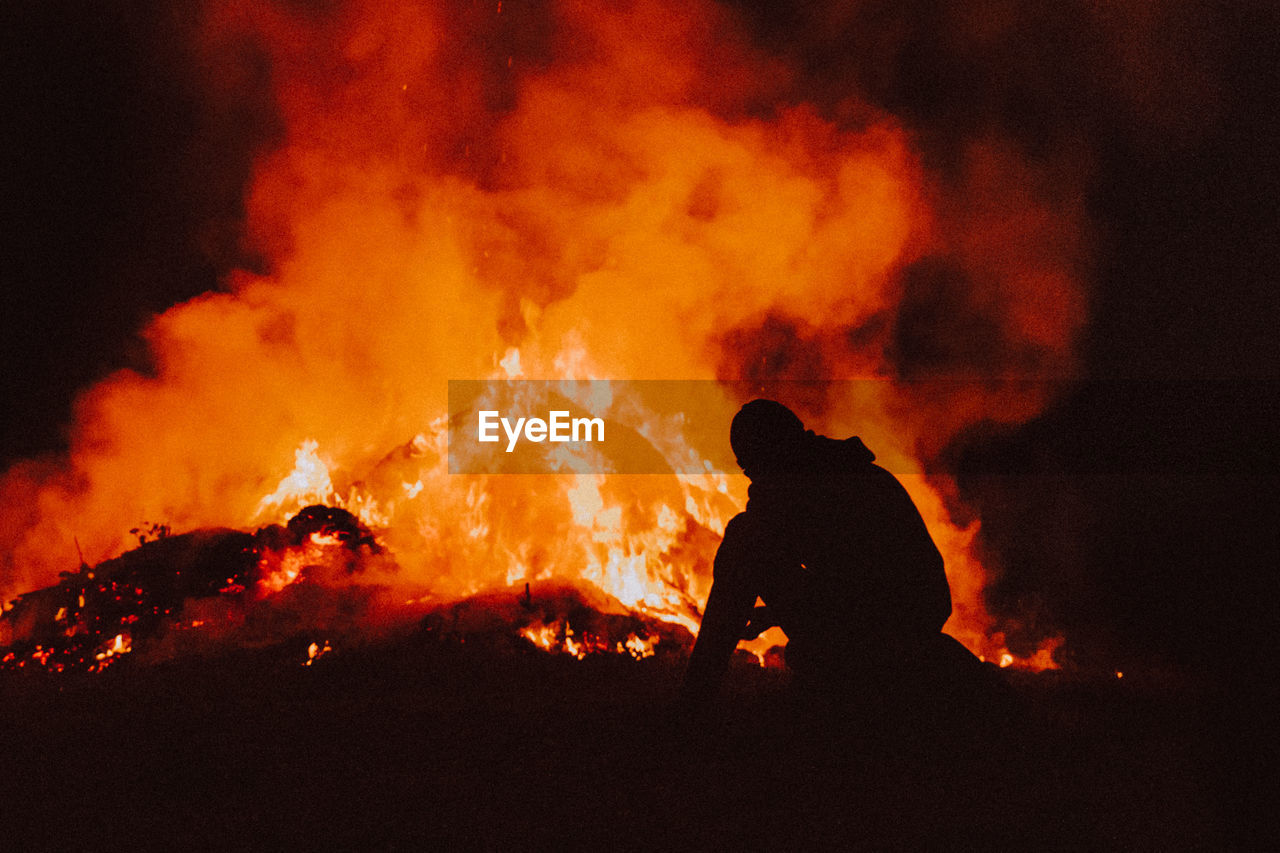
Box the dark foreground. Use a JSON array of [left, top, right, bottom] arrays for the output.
[[0, 638, 1227, 851]]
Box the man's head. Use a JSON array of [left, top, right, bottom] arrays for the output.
[[730, 399, 805, 478]]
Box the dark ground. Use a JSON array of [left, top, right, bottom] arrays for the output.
[[0, 637, 1230, 851]]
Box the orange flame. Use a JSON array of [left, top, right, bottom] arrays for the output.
[[0, 0, 1088, 671]]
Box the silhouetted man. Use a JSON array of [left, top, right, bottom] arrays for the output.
[[683, 399, 957, 704]]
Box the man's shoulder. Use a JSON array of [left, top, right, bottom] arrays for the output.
[[720, 510, 776, 548], [814, 433, 876, 467]]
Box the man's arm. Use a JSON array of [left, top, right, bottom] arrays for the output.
[[681, 514, 765, 705]]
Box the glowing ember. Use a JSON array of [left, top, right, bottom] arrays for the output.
[[619, 633, 658, 660], [519, 619, 633, 661], [91, 633, 132, 671], [304, 640, 333, 666]]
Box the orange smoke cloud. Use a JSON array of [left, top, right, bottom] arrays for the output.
[[1, 0, 1092, 665]]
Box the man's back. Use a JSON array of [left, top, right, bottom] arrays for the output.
[[683, 410, 954, 702], [728, 434, 951, 664]]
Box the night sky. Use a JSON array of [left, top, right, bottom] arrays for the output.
[[2, 0, 1276, 676]]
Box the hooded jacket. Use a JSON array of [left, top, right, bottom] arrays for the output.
[[683, 432, 952, 699]]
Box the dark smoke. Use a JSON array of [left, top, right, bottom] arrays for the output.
[[717, 0, 1280, 671]]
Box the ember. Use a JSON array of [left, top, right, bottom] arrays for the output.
[[304, 639, 332, 665]]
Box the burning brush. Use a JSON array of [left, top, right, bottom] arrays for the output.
[[0, 506, 381, 674], [0, 505, 691, 676]]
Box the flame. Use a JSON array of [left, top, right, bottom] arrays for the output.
[[257, 550, 305, 595], [256, 524, 355, 594], [255, 440, 334, 520], [521, 622, 560, 653], [0, 0, 1090, 673]]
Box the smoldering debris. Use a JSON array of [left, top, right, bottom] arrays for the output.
[[0, 507, 691, 677]]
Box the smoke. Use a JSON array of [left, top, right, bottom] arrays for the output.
[[8, 0, 1231, 662]]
